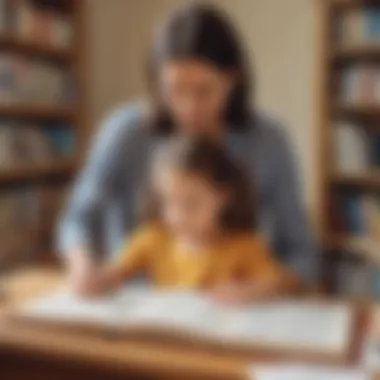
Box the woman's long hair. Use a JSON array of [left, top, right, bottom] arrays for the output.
[[147, 3, 254, 135]]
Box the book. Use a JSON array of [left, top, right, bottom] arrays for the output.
[[338, 7, 380, 47], [36, 184, 69, 228], [0, 122, 75, 168], [340, 64, 380, 105], [43, 124, 75, 157], [337, 257, 375, 297], [333, 122, 370, 174], [12, 0, 73, 48], [0, 53, 75, 106], [362, 305, 380, 370], [0, 0, 9, 34], [340, 192, 367, 236], [0, 122, 16, 167], [364, 8, 380, 42], [250, 364, 368, 380], [16, 288, 354, 360]]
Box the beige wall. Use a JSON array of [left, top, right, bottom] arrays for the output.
[[85, 0, 320, 219]]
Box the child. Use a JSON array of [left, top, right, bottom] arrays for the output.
[[80, 137, 297, 303]]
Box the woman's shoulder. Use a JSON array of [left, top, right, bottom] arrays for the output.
[[244, 110, 295, 162], [249, 110, 290, 143], [97, 100, 151, 145]]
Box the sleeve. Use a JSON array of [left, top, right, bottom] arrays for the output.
[[269, 126, 320, 286], [113, 225, 160, 277], [241, 237, 294, 284], [56, 104, 143, 256]]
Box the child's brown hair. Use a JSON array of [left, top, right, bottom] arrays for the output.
[[144, 136, 256, 232]]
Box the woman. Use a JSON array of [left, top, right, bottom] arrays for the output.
[[59, 4, 318, 298]]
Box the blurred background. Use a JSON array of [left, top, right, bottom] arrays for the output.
[[2, 0, 380, 298]]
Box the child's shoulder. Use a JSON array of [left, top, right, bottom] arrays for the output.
[[131, 223, 171, 243], [225, 232, 267, 251]]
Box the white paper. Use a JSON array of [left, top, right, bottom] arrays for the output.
[[251, 364, 369, 380], [19, 288, 353, 354], [219, 302, 353, 353], [362, 337, 380, 371]]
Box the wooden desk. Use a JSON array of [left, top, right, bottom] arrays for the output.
[[0, 267, 249, 380], [0, 267, 374, 380]]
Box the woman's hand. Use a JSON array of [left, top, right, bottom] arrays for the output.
[[64, 247, 100, 296]]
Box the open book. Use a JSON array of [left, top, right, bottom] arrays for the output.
[[15, 287, 354, 359]]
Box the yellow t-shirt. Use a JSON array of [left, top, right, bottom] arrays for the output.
[[115, 225, 291, 288]]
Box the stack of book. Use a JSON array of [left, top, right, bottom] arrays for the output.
[[333, 121, 380, 174], [0, 53, 73, 106], [35, 184, 70, 229], [0, 120, 75, 168], [0, 0, 9, 34], [0, 184, 69, 269], [0, 188, 38, 269], [337, 255, 380, 298], [329, 192, 380, 238], [12, 0, 73, 48], [337, 7, 380, 47], [340, 64, 380, 105]]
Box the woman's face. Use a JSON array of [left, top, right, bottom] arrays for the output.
[[159, 59, 233, 135]]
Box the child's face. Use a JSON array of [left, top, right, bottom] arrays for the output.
[[154, 169, 226, 241]]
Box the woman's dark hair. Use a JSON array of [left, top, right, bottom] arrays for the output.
[[144, 136, 256, 232], [147, 3, 253, 135]]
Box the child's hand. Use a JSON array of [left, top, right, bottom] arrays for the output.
[[209, 281, 259, 306], [209, 280, 281, 306]]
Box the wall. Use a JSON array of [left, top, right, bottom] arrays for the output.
[[84, 0, 321, 221]]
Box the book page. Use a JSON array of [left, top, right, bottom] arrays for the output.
[[213, 302, 353, 353], [19, 288, 353, 354], [251, 364, 369, 380], [19, 287, 218, 331]]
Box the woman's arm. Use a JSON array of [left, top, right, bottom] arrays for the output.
[[58, 104, 145, 291], [269, 126, 320, 288]]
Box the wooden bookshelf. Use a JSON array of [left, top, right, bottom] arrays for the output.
[[331, 172, 380, 188], [0, 104, 75, 120], [319, 0, 380, 293], [0, 159, 76, 182], [0, 0, 86, 267], [333, 44, 380, 60], [334, 102, 380, 117], [0, 34, 73, 60], [332, 0, 369, 7]]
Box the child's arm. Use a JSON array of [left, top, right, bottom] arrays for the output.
[[72, 226, 158, 296], [210, 238, 299, 305]]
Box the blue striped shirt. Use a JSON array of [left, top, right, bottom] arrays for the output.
[[57, 102, 319, 284]]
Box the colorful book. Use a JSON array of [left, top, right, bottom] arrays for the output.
[[334, 122, 370, 174]]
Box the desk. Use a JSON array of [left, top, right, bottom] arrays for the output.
[[0, 267, 375, 380], [0, 267, 249, 380]]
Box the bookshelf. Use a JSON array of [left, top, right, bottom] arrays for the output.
[[0, 0, 86, 270], [320, 0, 380, 295], [0, 158, 75, 182], [0, 104, 75, 120], [0, 33, 73, 59]]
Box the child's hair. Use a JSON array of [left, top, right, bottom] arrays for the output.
[[144, 136, 256, 232]]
